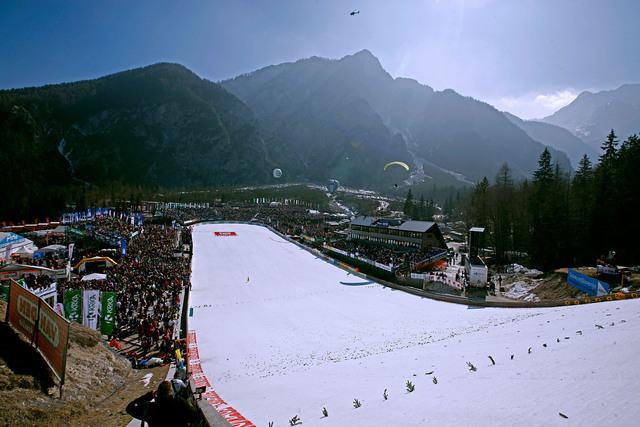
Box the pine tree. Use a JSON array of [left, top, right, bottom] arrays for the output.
[[403, 189, 414, 217], [533, 148, 554, 186], [491, 163, 514, 266], [570, 154, 594, 264], [599, 129, 619, 169]]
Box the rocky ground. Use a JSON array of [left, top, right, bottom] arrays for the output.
[[0, 299, 169, 426], [498, 266, 640, 301]]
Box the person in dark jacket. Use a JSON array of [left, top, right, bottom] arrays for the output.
[[126, 380, 199, 426]]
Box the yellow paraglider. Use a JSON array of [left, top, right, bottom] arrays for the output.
[[383, 161, 409, 171]]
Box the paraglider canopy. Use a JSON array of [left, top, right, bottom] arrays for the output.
[[326, 179, 340, 194], [383, 161, 409, 171], [273, 168, 283, 178]]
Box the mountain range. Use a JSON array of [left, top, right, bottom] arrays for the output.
[[540, 83, 640, 151], [1, 50, 636, 214]]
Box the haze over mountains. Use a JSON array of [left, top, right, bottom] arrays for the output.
[[540, 83, 640, 151], [1, 50, 636, 202]]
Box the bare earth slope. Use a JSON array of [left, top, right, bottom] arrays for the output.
[[0, 299, 168, 426]]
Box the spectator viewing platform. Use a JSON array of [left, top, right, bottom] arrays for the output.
[[349, 216, 447, 251]]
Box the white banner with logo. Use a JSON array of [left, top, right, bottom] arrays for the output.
[[82, 290, 100, 330]]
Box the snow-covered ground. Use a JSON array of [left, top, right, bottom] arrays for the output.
[[189, 223, 640, 427]]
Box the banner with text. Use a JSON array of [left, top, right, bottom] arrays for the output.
[[567, 269, 609, 296], [7, 280, 70, 382], [83, 290, 100, 330], [100, 292, 117, 335], [1, 282, 9, 302], [64, 290, 83, 323]]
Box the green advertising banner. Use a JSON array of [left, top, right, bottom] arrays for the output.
[[0, 282, 9, 302], [100, 292, 117, 336], [64, 290, 83, 323]]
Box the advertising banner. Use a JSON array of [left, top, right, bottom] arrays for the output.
[[100, 292, 117, 336], [64, 290, 83, 323], [1, 282, 9, 302], [34, 290, 70, 383], [567, 269, 609, 296], [596, 264, 616, 275], [83, 290, 100, 330], [7, 280, 70, 382], [54, 302, 65, 318], [6, 280, 40, 342]]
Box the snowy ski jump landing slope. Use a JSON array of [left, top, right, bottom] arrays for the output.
[[189, 223, 640, 427]]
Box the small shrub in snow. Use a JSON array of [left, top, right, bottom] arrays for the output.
[[289, 415, 301, 426], [467, 362, 477, 371], [406, 380, 415, 392], [353, 398, 362, 408], [322, 407, 328, 417]]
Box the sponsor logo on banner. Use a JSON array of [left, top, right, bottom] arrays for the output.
[[1, 281, 10, 301], [596, 264, 617, 275], [8, 281, 70, 382], [100, 292, 117, 335], [64, 290, 83, 323], [214, 232, 237, 236], [83, 290, 100, 330], [54, 303, 65, 318], [567, 269, 609, 296], [16, 293, 39, 336]]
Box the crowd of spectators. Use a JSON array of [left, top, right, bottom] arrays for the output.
[[10, 202, 450, 366], [162, 203, 448, 274], [19, 272, 55, 292], [73, 215, 138, 246], [55, 218, 188, 367]]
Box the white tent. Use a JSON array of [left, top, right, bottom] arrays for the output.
[[0, 232, 37, 262], [13, 246, 35, 259], [36, 244, 67, 254], [80, 272, 107, 281]]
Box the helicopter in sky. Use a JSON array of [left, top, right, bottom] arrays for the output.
[[350, 10, 360, 16]]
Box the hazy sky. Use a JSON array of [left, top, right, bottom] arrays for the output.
[[1, 0, 638, 119]]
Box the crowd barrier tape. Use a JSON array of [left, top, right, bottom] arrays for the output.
[[427, 274, 463, 290]]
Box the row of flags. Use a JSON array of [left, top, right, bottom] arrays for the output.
[[62, 208, 127, 224], [253, 198, 320, 209], [163, 202, 210, 209]]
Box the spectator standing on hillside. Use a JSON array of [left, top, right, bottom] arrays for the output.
[[126, 380, 198, 426]]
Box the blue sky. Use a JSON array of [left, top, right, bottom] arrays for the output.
[[1, 0, 638, 119]]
